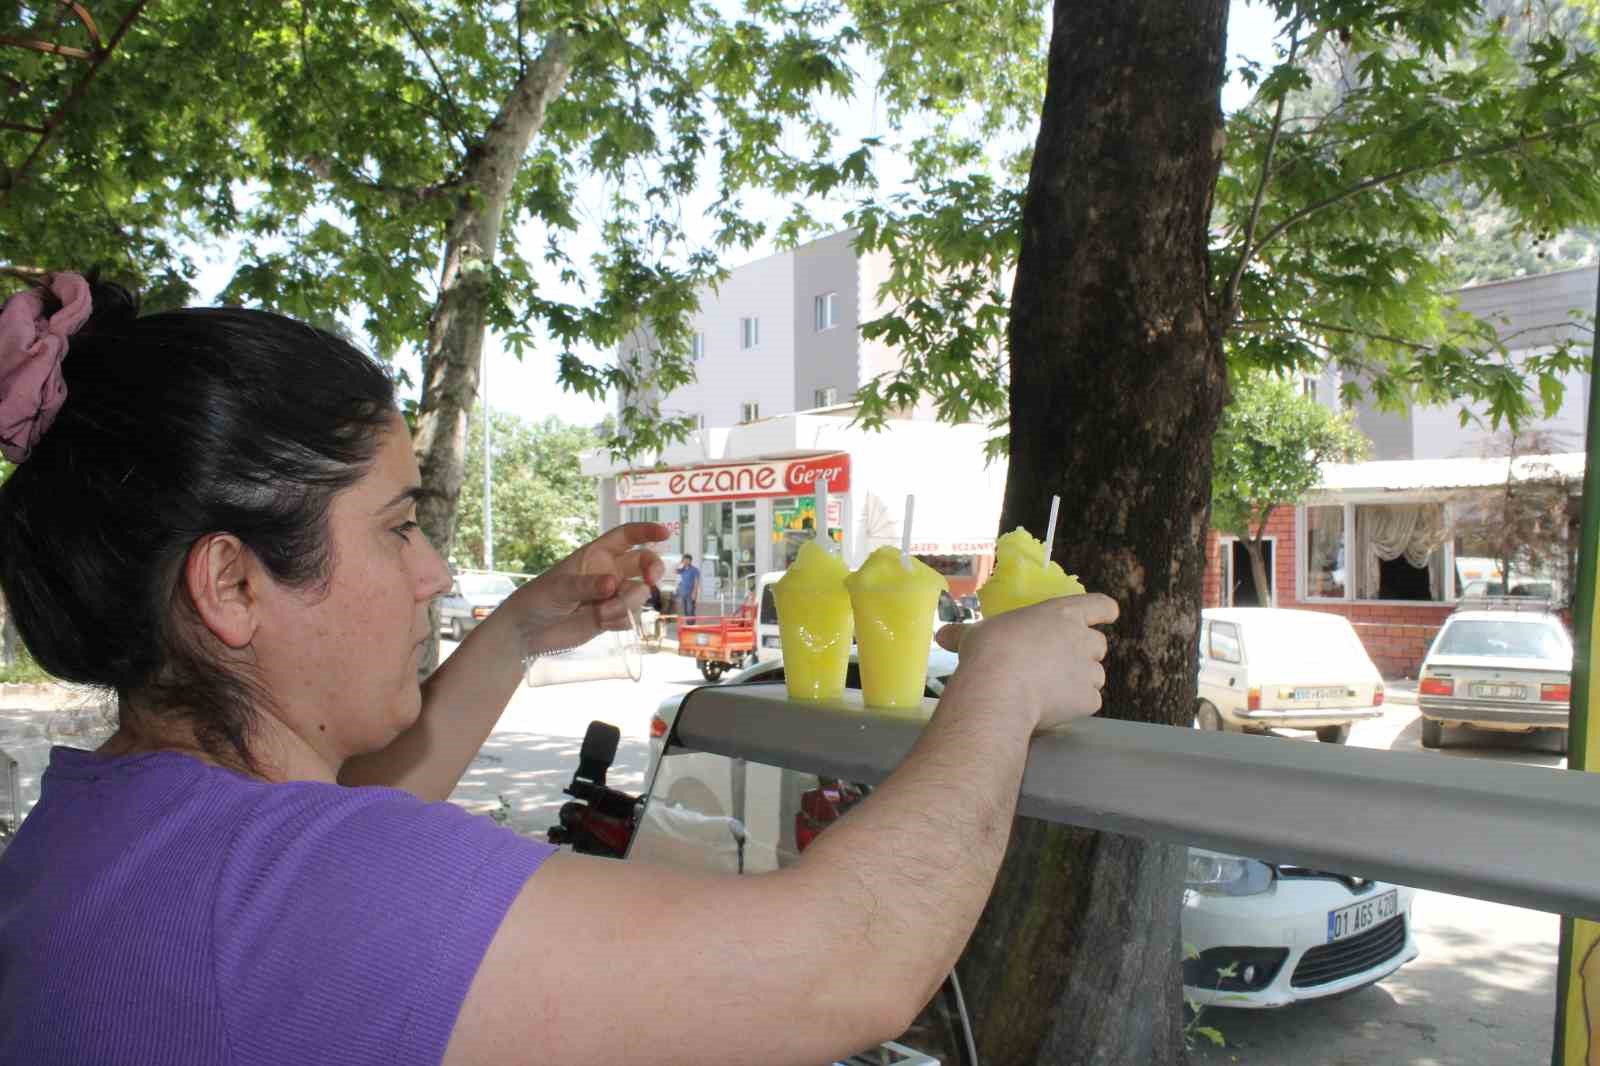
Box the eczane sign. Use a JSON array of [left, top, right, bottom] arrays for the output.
[[617, 453, 852, 505]]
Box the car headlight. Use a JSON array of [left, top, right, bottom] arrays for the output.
[[1184, 848, 1273, 896]]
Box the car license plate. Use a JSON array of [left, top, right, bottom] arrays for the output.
[[695, 634, 710, 646], [1472, 682, 1526, 700], [1294, 686, 1347, 700], [1327, 889, 1398, 943]]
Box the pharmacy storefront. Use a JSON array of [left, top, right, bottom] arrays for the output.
[[583, 413, 1006, 611]]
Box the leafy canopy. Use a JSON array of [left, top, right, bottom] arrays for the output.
[[452, 412, 602, 574], [1211, 370, 1370, 541], [850, 0, 1600, 448], [2, 0, 1046, 457]]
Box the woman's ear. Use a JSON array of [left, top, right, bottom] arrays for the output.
[[184, 534, 259, 649]]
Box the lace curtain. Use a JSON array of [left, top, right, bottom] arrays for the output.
[[1355, 504, 1447, 599]]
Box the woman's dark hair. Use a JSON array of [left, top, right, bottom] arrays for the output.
[[0, 279, 398, 771]]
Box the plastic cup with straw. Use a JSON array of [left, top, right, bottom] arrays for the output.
[[977, 493, 1086, 618], [770, 471, 851, 701], [845, 492, 950, 708]]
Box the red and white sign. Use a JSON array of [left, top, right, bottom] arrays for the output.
[[617, 453, 852, 506]]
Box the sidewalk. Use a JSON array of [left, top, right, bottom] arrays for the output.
[[1385, 678, 1418, 704]]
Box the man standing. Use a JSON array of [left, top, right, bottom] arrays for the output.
[[676, 554, 701, 619]]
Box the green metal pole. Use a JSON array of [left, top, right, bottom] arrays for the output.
[[1553, 261, 1600, 1066]]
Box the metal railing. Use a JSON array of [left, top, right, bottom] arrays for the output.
[[668, 684, 1600, 920]]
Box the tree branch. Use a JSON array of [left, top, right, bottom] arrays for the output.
[[1222, 14, 1304, 325], [1241, 115, 1600, 270], [391, 1, 475, 152], [1235, 315, 1440, 353], [1, 0, 151, 203]]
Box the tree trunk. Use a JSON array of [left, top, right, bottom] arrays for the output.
[[412, 34, 574, 676], [0, 592, 17, 671], [1248, 510, 1273, 606], [957, 3, 1230, 1063]]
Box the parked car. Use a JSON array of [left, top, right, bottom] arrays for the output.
[[1183, 849, 1418, 1010], [1196, 608, 1385, 744], [1416, 600, 1572, 753], [642, 653, 1417, 1010], [438, 571, 517, 641]]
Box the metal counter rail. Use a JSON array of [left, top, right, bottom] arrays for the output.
[[669, 683, 1600, 920]]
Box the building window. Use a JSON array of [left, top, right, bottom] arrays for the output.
[[1303, 502, 1449, 602], [1304, 506, 1346, 599], [814, 386, 838, 408], [692, 332, 705, 361], [740, 317, 760, 350], [740, 401, 760, 423], [1353, 503, 1446, 601], [814, 292, 839, 331]]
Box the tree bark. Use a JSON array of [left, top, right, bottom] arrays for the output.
[[0, 592, 17, 671], [412, 33, 574, 676], [957, 3, 1230, 1063], [1248, 510, 1273, 606]]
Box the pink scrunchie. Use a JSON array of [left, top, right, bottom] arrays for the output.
[[0, 272, 91, 463]]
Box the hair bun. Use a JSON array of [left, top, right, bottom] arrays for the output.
[[76, 276, 140, 339]]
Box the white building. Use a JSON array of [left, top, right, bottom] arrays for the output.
[[584, 230, 1005, 606]]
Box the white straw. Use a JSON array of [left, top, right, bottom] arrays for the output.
[[900, 494, 915, 570], [1043, 494, 1061, 570], [815, 475, 829, 548]]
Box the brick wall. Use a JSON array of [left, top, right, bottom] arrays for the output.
[[1201, 506, 1449, 680]]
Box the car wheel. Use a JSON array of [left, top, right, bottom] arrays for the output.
[[1316, 724, 1351, 744], [1420, 716, 1443, 749], [666, 779, 725, 818], [699, 660, 725, 683], [450, 618, 465, 642], [1194, 702, 1225, 732]]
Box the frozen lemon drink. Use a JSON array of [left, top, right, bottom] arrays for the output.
[[845, 547, 949, 709], [770, 540, 854, 701], [978, 527, 1086, 617]]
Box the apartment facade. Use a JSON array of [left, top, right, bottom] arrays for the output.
[[593, 231, 1002, 607]]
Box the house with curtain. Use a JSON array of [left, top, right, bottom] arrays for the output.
[[1202, 267, 1592, 678]]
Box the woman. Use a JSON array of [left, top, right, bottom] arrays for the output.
[[0, 273, 1116, 1065]]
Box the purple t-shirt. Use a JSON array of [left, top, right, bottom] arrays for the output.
[[0, 746, 557, 1065]]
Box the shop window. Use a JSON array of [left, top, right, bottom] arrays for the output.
[[1353, 503, 1446, 601], [1304, 506, 1345, 599], [1451, 487, 1578, 604]]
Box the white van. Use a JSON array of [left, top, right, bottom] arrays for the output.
[[754, 570, 970, 664]]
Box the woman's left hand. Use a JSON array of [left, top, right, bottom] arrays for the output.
[[506, 522, 669, 656]]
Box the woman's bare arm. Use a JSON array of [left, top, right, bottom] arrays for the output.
[[444, 593, 1116, 1066], [340, 523, 667, 799]]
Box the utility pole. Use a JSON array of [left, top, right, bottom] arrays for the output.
[[483, 347, 494, 571]]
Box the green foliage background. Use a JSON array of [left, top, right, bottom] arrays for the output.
[[451, 412, 601, 574]]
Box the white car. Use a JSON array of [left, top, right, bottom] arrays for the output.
[[1183, 849, 1418, 1010], [1417, 602, 1572, 753], [1197, 608, 1386, 743], [641, 653, 1418, 1010]]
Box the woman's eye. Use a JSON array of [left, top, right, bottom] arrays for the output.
[[393, 520, 420, 541]]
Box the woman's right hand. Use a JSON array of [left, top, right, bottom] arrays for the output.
[[936, 592, 1118, 731]]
